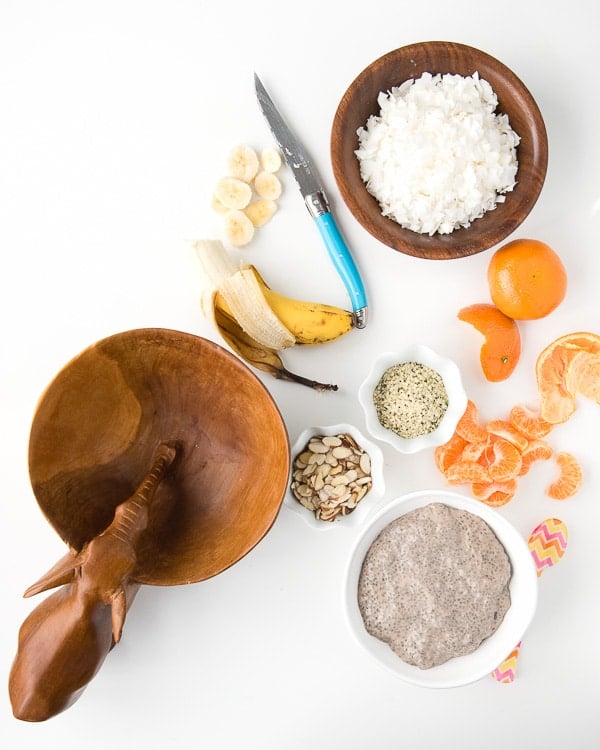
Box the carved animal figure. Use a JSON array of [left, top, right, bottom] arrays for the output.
[[9, 443, 177, 722]]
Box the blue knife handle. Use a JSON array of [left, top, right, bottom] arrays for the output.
[[314, 212, 368, 327]]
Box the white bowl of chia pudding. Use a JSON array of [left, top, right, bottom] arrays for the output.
[[358, 345, 467, 453], [343, 489, 538, 688]]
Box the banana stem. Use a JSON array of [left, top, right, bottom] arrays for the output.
[[275, 368, 338, 392]]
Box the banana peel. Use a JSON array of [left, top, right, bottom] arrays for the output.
[[213, 303, 339, 392], [195, 239, 353, 391]]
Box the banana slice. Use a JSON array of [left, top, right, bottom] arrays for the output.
[[210, 194, 230, 214], [223, 209, 255, 247], [244, 199, 278, 228], [253, 170, 282, 201], [227, 145, 260, 182], [214, 176, 252, 210], [260, 147, 282, 173]]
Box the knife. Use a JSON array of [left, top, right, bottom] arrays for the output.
[[254, 73, 368, 328]]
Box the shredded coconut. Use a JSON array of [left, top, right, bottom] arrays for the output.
[[355, 72, 520, 235]]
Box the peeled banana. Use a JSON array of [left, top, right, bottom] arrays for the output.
[[194, 239, 354, 390], [245, 265, 354, 345]]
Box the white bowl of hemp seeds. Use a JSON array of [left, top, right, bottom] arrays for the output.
[[358, 345, 467, 454]]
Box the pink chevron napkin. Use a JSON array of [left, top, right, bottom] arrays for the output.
[[491, 518, 568, 683]]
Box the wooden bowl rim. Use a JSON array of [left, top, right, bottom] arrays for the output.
[[28, 328, 290, 585]]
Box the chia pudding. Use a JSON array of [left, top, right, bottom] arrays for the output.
[[357, 502, 512, 669]]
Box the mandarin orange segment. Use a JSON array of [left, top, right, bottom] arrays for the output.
[[434, 432, 468, 474], [536, 332, 600, 424], [457, 303, 521, 382], [461, 440, 488, 463], [539, 386, 577, 425], [547, 452, 583, 500], [564, 350, 600, 404], [487, 438, 523, 482], [433, 389, 587, 509], [539, 332, 600, 355], [484, 489, 516, 508], [486, 419, 529, 451], [518, 439, 553, 476], [446, 460, 491, 485], [455, 400, 488, 444], [472, 478, 517, 502], [537, 345, 579, 396], [508, 404, 554, 439]]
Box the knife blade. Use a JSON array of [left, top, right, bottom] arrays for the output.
[[254, 73, 367, 328]]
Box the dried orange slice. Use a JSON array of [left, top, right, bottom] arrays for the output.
[[518, 439, 553, 476], [547, 452, 583, 500], [508, 404, 554, 439], [458, 303, 521, 382]]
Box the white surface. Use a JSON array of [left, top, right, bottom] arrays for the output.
[[1, 0, 599, 747], [358, 345, 468, 453], [344, 490, 538, 689]]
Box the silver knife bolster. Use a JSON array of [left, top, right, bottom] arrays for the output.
[[304, 190, 330, 218]]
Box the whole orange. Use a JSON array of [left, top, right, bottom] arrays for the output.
[[487, 239, 567, 320]]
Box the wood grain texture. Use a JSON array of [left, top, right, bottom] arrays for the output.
[[28, 328, 290, 586], [331, 41, 548, 260]]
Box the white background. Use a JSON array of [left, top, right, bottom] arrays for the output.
[[1, 1, 599, 747]]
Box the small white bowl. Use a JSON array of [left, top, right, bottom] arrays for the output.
[[285, 423, 385, 530], [343, 489, 538, 689], [358, 345, 467, 454]]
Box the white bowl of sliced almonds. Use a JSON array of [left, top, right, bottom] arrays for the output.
[[286, 424, 385, 529]]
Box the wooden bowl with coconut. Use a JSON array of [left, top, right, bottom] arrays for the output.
[[331, 41, 548, 260]]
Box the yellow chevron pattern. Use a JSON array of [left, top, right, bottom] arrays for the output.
[[491, 642, 521, 683]]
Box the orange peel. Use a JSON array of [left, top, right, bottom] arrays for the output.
[[458, 303, 521, 382]]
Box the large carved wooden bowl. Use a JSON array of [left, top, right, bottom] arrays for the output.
[[331, 41, 548, 260], [28, 328, 290, 585]]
